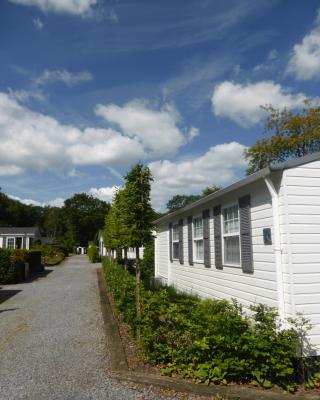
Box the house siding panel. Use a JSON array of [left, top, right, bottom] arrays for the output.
[[283, 160, 320, 351], [155, 180, 278, 313]]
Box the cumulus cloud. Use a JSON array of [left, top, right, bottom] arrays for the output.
[[9, 0, 98, 17], [33, 17, 44, 30], [212, 80, 307, 127], [287, 11, 320, 80], [88, 186, 119, 203], [8, 195, 65, 207], [149, 142, 247, 210], [34, 69, 93, 87], [0, 92, 148, 175], [96, 100, 197, 157]]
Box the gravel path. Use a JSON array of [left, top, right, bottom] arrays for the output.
[[0, 256, 188, 400]]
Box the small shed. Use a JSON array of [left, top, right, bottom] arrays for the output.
[[0, 227, 41, 250], [154, 152, 320, 354]]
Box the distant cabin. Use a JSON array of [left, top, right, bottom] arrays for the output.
[[0, 227, 41, 250], [154, 152, 320, 354]]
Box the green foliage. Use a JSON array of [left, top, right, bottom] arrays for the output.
[[0, 248, 27, 283], [87, 245, 100, 263], [103, 258, 312, 390], [166, 186, 221, 213], [245, 103, 320, 175], [31, 243, 66, 265], [140, 238, 155, 287]]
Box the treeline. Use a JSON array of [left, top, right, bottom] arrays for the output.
[[0, 191, 110, 250]]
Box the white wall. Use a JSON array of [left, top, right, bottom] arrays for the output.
[[155, 179, 279, 312], [282, 160, 320, 352], [0, 237, 3, 248]]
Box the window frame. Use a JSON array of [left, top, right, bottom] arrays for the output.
[[172, 223, 180, 260], [193, 215, 204, 263], [6, 237, 15, 249], [222, 203, 241, 267]]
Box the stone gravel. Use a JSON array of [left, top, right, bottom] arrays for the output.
[[0, 256, 198, 400]]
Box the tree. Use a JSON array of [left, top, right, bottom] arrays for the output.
[[121, 163, 154, 339], [245, 102, 320, 175], [62, 193, 110, 248], [166, 186, 221, 213]]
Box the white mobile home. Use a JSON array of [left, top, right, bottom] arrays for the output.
[[154, 153, 320, 353]]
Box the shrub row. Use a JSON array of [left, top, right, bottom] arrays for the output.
[[0, 248, 43, 284], [103, 258, 319, 391], [31, 243, 67, 266]]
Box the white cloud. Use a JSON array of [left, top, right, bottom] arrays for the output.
[[212, 80, 307, 127], [9, 0, 98, 17], [8, 88, 45, 102], [34, 69, 93, 87], [149, 142, 247, 211], [0, 165, 24, 176], [96, 99, 196, 157], [8, 195, 65, 207], [287, 11, 320, 80], [267, 48, 278, 61], [33, 17, 44, 30], [0, 92, 149, 175], [88, 186, 118, 203]]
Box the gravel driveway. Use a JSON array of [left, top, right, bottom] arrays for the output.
[[0, 256, 183, 400]]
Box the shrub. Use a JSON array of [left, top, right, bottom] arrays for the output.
[[0, 248, 27, 283], [103, 258, 312, 391], [88, 245, 100, 263]]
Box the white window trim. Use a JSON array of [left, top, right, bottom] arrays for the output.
[[6, 237, 16, 249], [193, 215, 204, 263], [222, 203, 241, 268], [172, 223, 180, 260]]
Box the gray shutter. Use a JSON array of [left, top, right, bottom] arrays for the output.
[[178, 219, 184, 264], [169, 222, 173, 262], [239, 195, 253, 273], [1, 237, 6, 249], [202, 209, 211, 268], [187, 216, 193, 265], [22, 236, 27, 250], [213, 205, 223, 269]]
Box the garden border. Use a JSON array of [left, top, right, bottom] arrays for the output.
[[96, 268, 318, 400]]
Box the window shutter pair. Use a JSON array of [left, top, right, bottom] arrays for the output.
[[213, 195, 253, 273]]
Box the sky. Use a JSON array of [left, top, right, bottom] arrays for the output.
[[0, 0, 320, 210]]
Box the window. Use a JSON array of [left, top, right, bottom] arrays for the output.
[[193, 216, 204, 261], [223, 205, 240, 266], [7, 237, 15, 249], [172, 224, 179, 259]]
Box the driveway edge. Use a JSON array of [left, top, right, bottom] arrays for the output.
[[97, 267, 318, 400]]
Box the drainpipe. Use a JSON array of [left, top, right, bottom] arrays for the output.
[[264, 176, 285, 322]]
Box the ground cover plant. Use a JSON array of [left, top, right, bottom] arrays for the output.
[[103, 258, 319, 392]]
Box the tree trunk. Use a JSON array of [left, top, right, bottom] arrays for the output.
[[124, 247, 128, 272], [135, 246, 141, 342]]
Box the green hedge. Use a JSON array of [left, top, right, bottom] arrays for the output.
[[0, 248, 27, 283], [103, 258, 317, 391], [88, 245, 100, 263]]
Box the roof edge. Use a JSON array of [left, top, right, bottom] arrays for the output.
[[154, 166, 271, 225]]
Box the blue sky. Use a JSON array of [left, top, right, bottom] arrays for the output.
[[0, 0, 320, 210]]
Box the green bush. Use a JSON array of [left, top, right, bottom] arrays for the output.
[[31, 243, 66, 266], [88, 245, 100, 263], [103, 258, 310, 391], [0, 248, 27, 283]]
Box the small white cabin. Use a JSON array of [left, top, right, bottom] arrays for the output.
[[154, 153, 320, 354]]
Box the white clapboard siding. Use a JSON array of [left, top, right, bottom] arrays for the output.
[[155, 225, 169, 282], [156, 180, 278, 313], [283, 160, 320, 348]]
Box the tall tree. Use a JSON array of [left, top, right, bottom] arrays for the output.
[[245, 102, 320, 175], [121, 163, 154, 339]]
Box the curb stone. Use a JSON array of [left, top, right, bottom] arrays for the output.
[[96, 268, 319, 400]]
